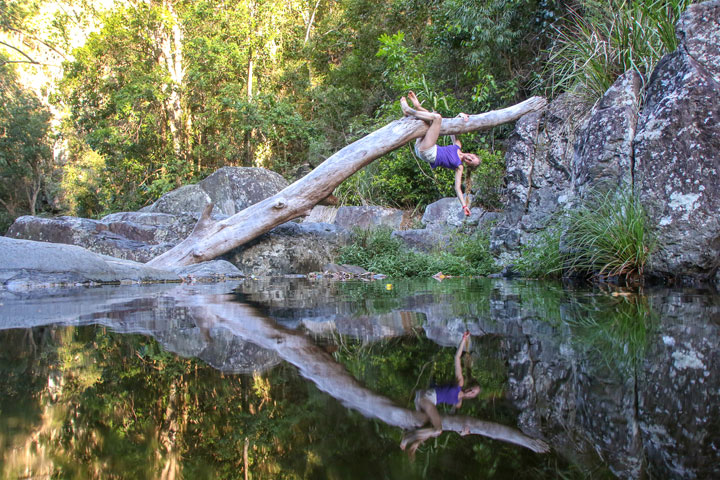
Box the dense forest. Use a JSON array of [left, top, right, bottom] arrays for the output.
[[0, 0, 693, 232]]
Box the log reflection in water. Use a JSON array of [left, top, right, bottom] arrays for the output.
[[186, 294, 550, 453]]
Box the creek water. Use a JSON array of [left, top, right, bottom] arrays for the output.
[[0, 277, 717, 479]]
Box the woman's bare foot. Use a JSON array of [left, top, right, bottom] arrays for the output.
[[407, 440, 422, 459], [400, 97, 412, 116], [408, 90, 422, 109]]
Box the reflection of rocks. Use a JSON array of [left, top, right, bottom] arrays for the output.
[[638, 289, 720, 480], [0, 282, 280, 374]]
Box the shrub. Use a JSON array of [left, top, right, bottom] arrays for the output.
[[515, 187, 655, 281], [469, 149, 505, 211], [514, 226, 565, 279]]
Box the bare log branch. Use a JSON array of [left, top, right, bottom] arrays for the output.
[[147, 97, 547, 268]]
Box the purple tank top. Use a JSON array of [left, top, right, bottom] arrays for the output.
[[434, 385, 461, 405], [431, 145, 461, 170]]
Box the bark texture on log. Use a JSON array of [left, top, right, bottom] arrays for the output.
[[147, 97, 547, 268], [187, 294, 550, 453]]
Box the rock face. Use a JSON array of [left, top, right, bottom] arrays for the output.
[[492, 1, 720, 282], [144, 166, 289, 216], [6, 213, 195, 263], [634, 0, 720, 280], [491, 94, 590, 256], [573, 70, 642, 198], [0, 236, 179, 290]]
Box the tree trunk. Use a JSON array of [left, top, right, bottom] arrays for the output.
[[185, 294, 550, 453], [146, 97, 547, 269], [159, 0, 186, 159]]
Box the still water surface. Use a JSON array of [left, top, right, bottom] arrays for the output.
[[0, 277, 717, 479]]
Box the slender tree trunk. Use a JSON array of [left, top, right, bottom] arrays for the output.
[[146, 97, 546, 269], [159, 0, 186, 159], [243, 2, 256, 167], [304, 0, 322, 45], [243, 47, 254, 167]]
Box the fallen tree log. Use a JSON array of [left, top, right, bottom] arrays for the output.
[[147, 96, 547, 268]]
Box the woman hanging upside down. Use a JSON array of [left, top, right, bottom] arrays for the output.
[[400, 331, 481, 457], [400, 91, 481, 216]]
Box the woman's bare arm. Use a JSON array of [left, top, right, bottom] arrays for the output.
[[454, 166, 466, 209], [454, 332, 470, 386]]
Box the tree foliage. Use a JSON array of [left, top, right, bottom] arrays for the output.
[[1, 0, 695, 219], [0, 58, 53, 229]]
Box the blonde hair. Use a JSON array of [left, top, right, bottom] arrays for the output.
[[463, 157, 479, 206]]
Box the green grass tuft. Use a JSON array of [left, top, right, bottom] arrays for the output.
[[337, 226, 498, 278], [564, 188, 656, 280]]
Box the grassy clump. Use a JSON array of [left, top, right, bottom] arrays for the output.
[[514, 227, 565, 279], [564, 189, 655, 279], [543, 0, 695, 100], [337, 226, 497, 278], [516, 188, 655, 281]]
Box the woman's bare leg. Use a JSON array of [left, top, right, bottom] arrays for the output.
[[400, 97, 436, 121], [417, 112, 442, 151], [401, 95, 443, 154], [400, 396, 443, 455], [401, 92, 443, 151]]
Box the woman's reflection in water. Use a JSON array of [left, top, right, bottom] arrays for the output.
[[401, 331, 481, 457]]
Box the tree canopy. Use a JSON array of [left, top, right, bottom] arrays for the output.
[[0, 0, 693, 230]]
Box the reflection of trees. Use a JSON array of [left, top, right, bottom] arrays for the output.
[[190, 295, 548, 453]]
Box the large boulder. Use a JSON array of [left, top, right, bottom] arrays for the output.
[[391, 228, 449, 253], [6, 212, 195, 263], [573, 70, 642, 197], [225, 222, 352, 276], [422, 197, 499, 231], [392, 198, 501, 252], [144, 166, 289, 216], [6, 166, 290, 264], [0, 236, 179, 291], [333, 206, 409, 231], [634, 0, 720, 280]]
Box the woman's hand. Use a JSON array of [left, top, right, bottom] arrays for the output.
[[462, 205, 471, 216]]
